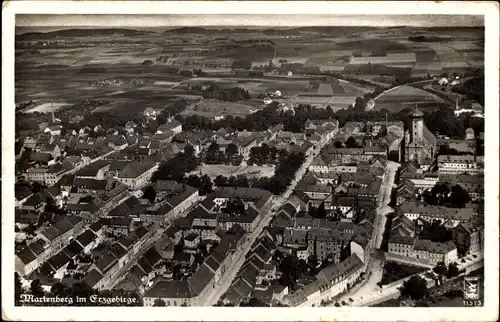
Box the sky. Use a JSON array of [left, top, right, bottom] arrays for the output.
[[16, 14, 484, 28]]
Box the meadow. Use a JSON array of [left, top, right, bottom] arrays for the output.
[[15, 26, 483, 116]]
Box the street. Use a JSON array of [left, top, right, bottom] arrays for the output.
[[327, 160, 400, 307], [201, 136, 331, 305]]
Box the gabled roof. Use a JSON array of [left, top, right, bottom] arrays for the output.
[[143, 280, 192, 299], [82, 269, 103, 288]]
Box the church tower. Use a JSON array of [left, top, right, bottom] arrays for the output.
[[409, 106, 424, 143]]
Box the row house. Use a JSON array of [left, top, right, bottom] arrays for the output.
[[142, 225, 246, 306], [438, 155, 484, 175], [285, 253, 364, 307], [388, 236, 458, 266], [15, 216, 85, 276], [398, 201, 474, 228]]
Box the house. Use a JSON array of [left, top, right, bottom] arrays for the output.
[[388, 236, 458, 266], [44, 125, 62, 136], [75, 160, 111, 180], [452, 222, 484, 256], [398, 201, 474, 227], [156, 120, 183, 135], [465, 128, 475, 140], [15, 186, 33, 207], [116, 160, 159, 190], [142, 280, 194, 306], [285, 253, 364, 307], [125, 121, 137, 134], [438, 77, 449, 86], [21, 194, 46, 212], [437, 155, 483, 175], [143, 107, 157, 121]]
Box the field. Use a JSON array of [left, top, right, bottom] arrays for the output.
[[188, 164, 275, 179], [179, 99, 260, 118], [373, 85, 448, 112], [15, 26, 483, 118]]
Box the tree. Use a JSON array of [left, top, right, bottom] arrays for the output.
[[153, 298, 167, 306], [226, 143, 239, 159], [30, 279, 45, 297], [143, 185, 157, 204], [401, 276, 428, 300], [447, 262, 460, 278], [32, 182, 44, 194], [205, 142, 221, 164], [345, 136, 360, 148], [50, 282, 68, 297], [449, 185, 470, 208], [333, 140, 343, 148], [433, 261, 447, 285]]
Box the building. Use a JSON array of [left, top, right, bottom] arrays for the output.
[[116, 160, 159, 190], [388, 236, 458, 266], [437, 155, 484, 175], [284, 253, 364, 307], [404, 107, 436, 164], [452, 222, 484, 256], [156, 120, 183, 135], [398, 201, 474, 228], [44, 125, 62, 136], [143, 107, 157, 121]]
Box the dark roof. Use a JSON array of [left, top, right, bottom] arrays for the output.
[[109, 243, 127, 259], [388, 235, 415, 245], [47, 251, 72, 271], [24, 193, 45, 207], [188, 264, 214, 296], [95, 251, 118, 274], [82, 269, 104, 288], [15, 186, 33, 201], [75, 160, 110, 177], [15, 210, 40, 225], [144, 280, 192, 299], [143, 247, 162, 267], [118, 234, 139, 250], [137, 257, 153, 274], [62, 241, 84, 258], [57, 174, 75, 187], [28, 239, 47, 256], [17, 247, 37, 264]]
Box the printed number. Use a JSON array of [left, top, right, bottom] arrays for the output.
[[463, 300, 482, 306]]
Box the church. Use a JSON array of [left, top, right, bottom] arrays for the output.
[[404, 107, 436, 164]]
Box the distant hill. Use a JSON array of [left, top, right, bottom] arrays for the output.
[[16, 28, 147, 40]]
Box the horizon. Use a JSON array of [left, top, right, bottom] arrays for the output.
[[16, 14, 484, 28]]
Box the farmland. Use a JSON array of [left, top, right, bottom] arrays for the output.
[[15, 26, 483, 117], [373, 85, 448, 113]]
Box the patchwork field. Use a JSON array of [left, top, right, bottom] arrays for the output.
[[373, 85, 448, 112], [15, 26, 483, 119]]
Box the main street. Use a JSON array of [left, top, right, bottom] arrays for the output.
[[329, 160, 400, 307], [201, 134, 332, 305]]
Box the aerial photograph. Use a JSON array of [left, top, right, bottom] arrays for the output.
[[13, 13, 485, 308]]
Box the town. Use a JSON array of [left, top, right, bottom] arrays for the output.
[[14, 23, 484, 308]]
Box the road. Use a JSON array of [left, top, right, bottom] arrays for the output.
[[201, 136, 331, 305], [344, 253, 484, 307], [327, 160, 400, 307]]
